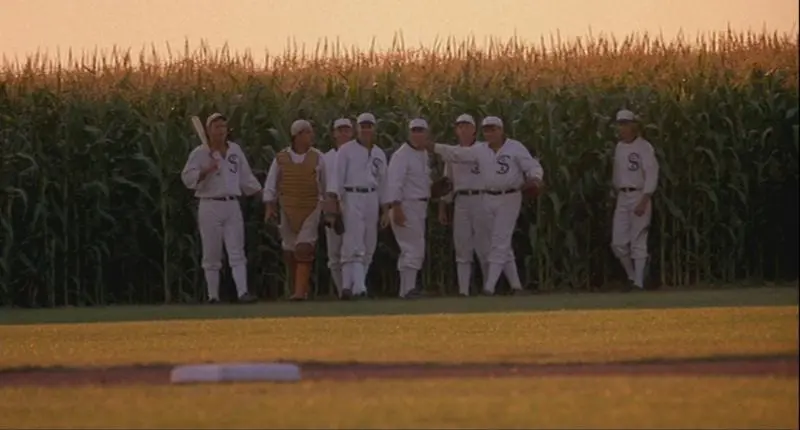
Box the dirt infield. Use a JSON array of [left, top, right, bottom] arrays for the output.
[[0, 355, 796, 387]]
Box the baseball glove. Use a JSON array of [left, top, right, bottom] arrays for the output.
[[324, 213, 345, 235], [521, 179, 544, 198], [430, 177, 453, 199]]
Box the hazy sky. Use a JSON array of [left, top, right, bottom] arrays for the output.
[[1, 0, 797, 61]]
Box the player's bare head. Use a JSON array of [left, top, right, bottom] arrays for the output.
[[454, 114, 476, 144], [332, 118, 353, 146], [356, 112, 376, 143], [290, 119, 314, 151], [408, 118, 429, 149], [481, 116, 504, 145], [205, 113, 228, 144], [615, 109, 639, 142]]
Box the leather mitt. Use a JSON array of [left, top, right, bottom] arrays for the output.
[[430, 177, 453, 199]]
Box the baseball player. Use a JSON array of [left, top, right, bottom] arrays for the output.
[[611, 109, 659, 290], [322, 118, 353, 296], [437, 114, 489, 296], [263, 119, 326, 301], [433, 116, 543, 296], [180, 112, 261, 304], [387, 118, 433, 298], [326, 112, 389, 299]]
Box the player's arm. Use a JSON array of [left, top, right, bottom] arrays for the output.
[[327, 148, 346, 200], [515, 143, 544, 181], [432, 143, 478, 164], [262, 159, 280, 204], [439, 161, 454, 207], [181, 148, 209, 190], [385, 148, 406, 209], [237, 147, 263, 196], [642, 143, 659, 195]]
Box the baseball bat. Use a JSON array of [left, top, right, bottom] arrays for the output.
[[191, 116, 208, 146]]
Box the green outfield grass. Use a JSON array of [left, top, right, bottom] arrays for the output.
[[1, 377, 797, 429]]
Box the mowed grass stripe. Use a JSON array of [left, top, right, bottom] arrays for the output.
[[1, 286, 797, 326], [0, 377, 796, 429], [1, 306, 796, 369]]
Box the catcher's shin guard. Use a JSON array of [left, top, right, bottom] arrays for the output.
[[290, 243, 315, 300]]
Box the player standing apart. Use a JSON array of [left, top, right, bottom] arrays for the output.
[[322, 118, 353, 296], [433, 116, 543, 296], [610, 109, 659, 290], [327, 113, 390, 299], [387, 118, 434, 298], [180, 113, 261, 304], [437, 114, 489, 296], [263, 120, 326, 301]]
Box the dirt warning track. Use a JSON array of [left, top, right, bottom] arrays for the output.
[[0, 355, 796, 387]]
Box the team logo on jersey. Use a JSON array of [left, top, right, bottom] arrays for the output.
[[227, 154, 239, 173], [627, 153, 640, 171], [495, 155, 511, 175], [371, 158, 383, 178], [470, 163, 480, 175]]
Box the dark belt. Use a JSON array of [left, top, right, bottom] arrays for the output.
[[344, 186, 376, 193], [413, 197, 429, 202], [202, 196, 237, 201], [455, 189, 483, 196], [484, 189, 518, 196], [618, 188, 641, 193]]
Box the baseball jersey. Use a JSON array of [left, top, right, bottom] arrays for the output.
[[433, 139, 543, 191], [328, 140, 389, 204], [262, 147, 326, 202], [385, 142, 432, 202], [441, 140, 484, 203], [612, 137, 659, 194], [181, 141, 262, 198]]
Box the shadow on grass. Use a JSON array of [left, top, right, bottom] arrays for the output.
[[0, 285, 796, 326]]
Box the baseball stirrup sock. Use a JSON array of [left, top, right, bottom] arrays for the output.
[[204, 270, 220, 300], [232, 265, 249, 297], [503, 261, 522, 290], [457, 263, 472, 295], [483, 263, 503, 294], [341, 264, 354, 294], [633, 258, 646, 288], [351, 262, 366, 293], [619, 257, 635, 281], [330, 268, 343, 295]]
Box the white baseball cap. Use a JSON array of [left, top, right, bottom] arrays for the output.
[[616, 109, 638, 122], [408, 118, 429, 130], [205, 112, 227, 128], [481, 116, 503, 128], [332, 118, 352, 129], [290, 119, 312, 137], [357, 113, 376, 124], [455, 114, 475, 126]]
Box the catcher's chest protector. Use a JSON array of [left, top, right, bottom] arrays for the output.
[[277, 150, 319, 233]]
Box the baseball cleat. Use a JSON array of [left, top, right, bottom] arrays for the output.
[[237, 292, 258, 304]]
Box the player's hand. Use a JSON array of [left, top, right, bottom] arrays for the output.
[[380, 210, 391, 229], [264, 202, 277, 223], [437, 206, 449, 225], [392, 206, 407, 227], [634, 196, 650, 216]]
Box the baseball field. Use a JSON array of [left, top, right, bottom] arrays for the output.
[[1, 285, 797, 429]]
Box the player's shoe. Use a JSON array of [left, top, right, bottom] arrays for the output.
[[237, 292, 258, 304]]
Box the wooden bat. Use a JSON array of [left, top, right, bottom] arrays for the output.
[[191, 116, 208, 146]]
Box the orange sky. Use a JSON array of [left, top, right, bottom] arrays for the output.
[[1, 0, 797, 62]]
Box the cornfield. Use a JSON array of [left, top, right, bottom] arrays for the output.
[[1, 31, 798, 307]]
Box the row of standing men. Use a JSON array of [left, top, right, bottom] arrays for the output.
[[181, 110, 659, 303]]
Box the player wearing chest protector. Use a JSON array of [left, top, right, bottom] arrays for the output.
[[437, 114, 489, 296], [321, 118, 354, 297], [433, 116, 544, 296], [263, 120, 327, 301], [180, 113, 262, 304], [386, 118, 435, 299], [610, 109, 659, 290], [326, 113, 390, 299]]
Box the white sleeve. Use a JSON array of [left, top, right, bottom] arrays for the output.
[[237, 148, 262, 196], [642, 142, 659, 195], [433, 143, 478, 164], [514, 143, 544, 181], [180, 148, 206, 190], [385, 149, 406, 203], [262, 159, 280, 202], [378, 150, 392, 205]]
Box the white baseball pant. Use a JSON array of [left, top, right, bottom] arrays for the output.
[[391, 200, 428, 297], [611, 189, 652, 288], [198, 199, 250, 300]]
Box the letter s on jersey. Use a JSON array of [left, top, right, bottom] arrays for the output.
[[627, 153, 641, 171], [495, 155, 511, 175], [228, 154, 240, 173]]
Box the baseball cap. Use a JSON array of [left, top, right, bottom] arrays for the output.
[[290, 119, 312, 137], [205, 112, 227, 128], [481, 116, 503, 128], [615, 109, 638, 122], [408, 118, 429, 130], [455, 114, 475, 126], [332, 118, 352, 129], [357, 113, 376, 124]]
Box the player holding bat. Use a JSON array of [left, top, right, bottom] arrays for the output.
[[181, 113, 262, 304]]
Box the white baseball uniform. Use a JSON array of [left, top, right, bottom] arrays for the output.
[[611, 136, 659, 288], [434, 139, 543, 294], [328, 140, 389, 295], [180, 141, 262, 301], [261, 147, 326, 251], [323, 147, 343, 295], [386, 142, 431, 297], [441, 142, 489, 296]]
